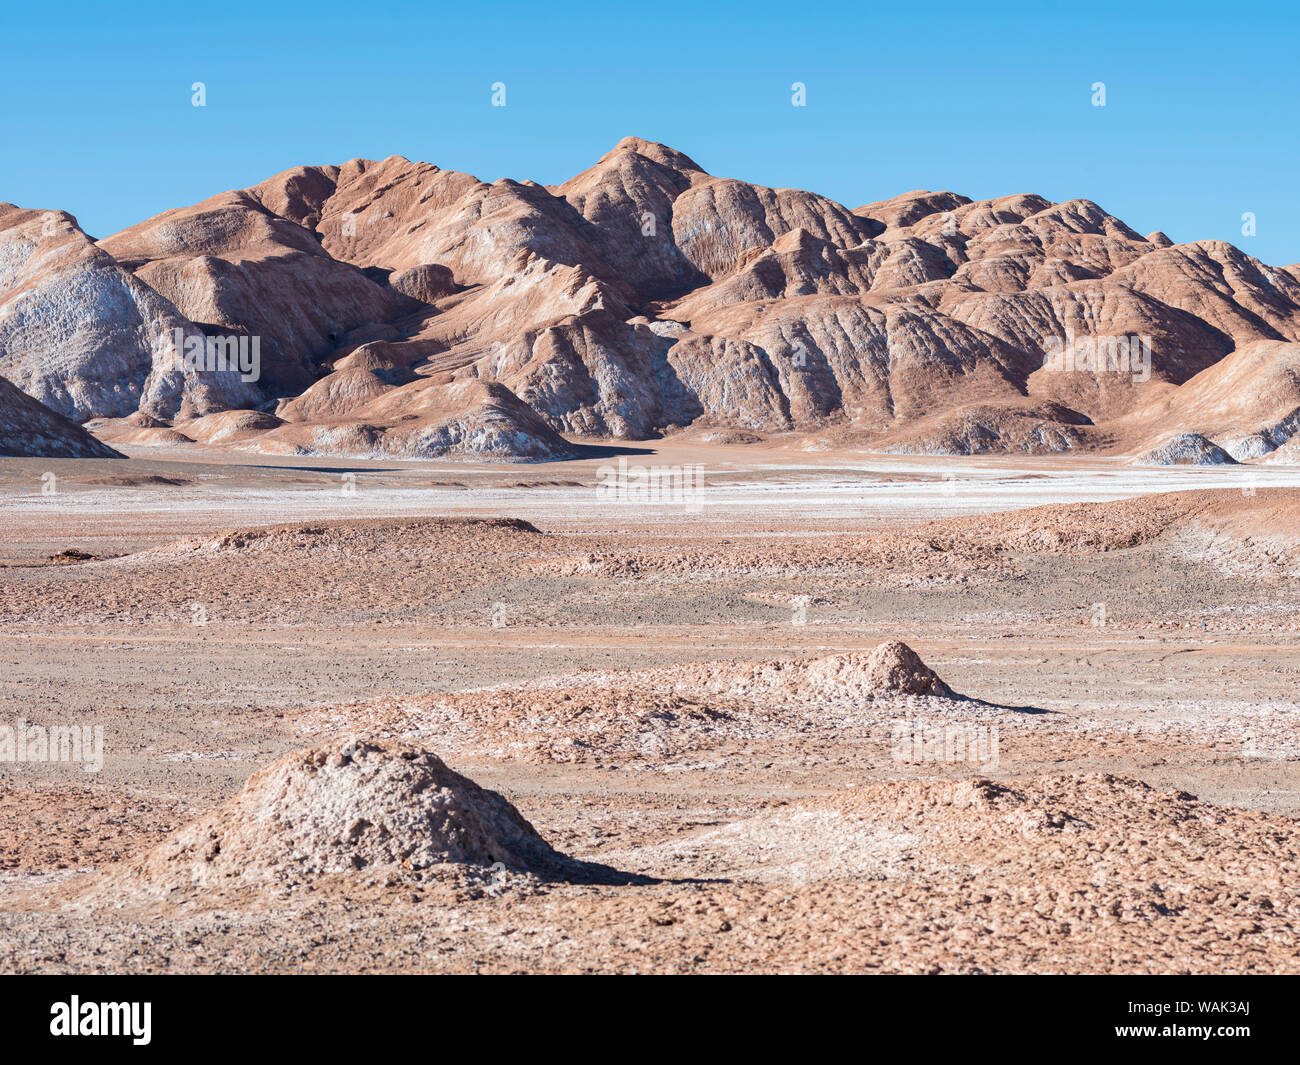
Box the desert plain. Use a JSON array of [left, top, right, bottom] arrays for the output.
[[2, 438, 1299, 974], [6, 133, 1300, 977]]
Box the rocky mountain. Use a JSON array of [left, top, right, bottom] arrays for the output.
[[0, 204, 262, 425], [0, 374, 121, 458], [3, 137, 1299, 462]]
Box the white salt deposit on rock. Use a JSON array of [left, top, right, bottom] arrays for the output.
[[116, 738, 565, 892], [1135, 432, 1237, 466]]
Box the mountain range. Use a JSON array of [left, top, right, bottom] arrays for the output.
[[3, 137, 1299, 463]]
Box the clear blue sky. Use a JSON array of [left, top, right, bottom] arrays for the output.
[[2, 0, 1296, 265]]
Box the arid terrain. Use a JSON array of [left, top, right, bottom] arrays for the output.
[[2, 442, 1299, 973]]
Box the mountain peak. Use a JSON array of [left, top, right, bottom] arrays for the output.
[[605, 136, 705, 173]]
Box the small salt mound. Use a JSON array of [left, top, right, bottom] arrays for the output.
[[797, 640, 952, 697], [117, 739, 565, 891], [856, 640, 953, 697], [719, 640, 954, 700]]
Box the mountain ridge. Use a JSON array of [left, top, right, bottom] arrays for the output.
[[2, 137, 1298, 464]]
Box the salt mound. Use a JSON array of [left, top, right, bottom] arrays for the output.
[[131, 516, 543, 563], [720, 640, 954, 700], [618, 775, 1207, 886], [793, 640, 953, 697], [115, 739, 565, 892], [857, 640, 953, 697]]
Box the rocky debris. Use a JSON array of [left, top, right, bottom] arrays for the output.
[[47, 548, 97, 562], [155, 515, 542, 561], [0, 515, 558, 627], [14, 771, 1300, 973], [0, 785, 190, 872], [0, 375, 122, 458], [1135, 432, 1238, 466], [106, 738, 568, 893]]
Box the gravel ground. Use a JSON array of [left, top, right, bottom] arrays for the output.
[[3, 448, 1300, 973]]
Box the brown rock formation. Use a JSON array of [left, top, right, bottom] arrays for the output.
[[0, 375, 122, 458], [0, 204, 261, 422], [4, 139, 1299, 459]]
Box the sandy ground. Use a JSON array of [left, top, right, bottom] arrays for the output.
[[2, 441, 1300, 973]]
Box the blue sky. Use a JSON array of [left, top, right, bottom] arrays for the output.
[[2, 0, 1296, 264]]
